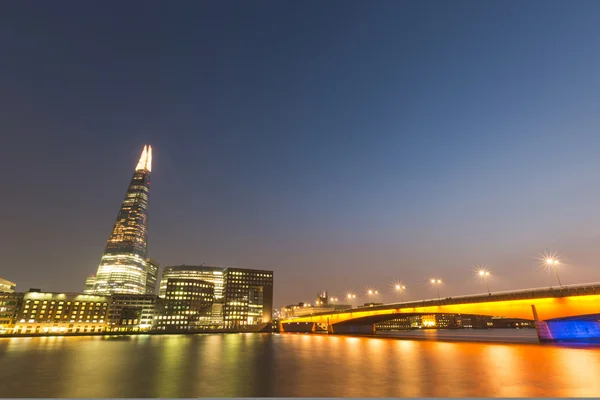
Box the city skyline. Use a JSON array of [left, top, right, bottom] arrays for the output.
[[4, 2, 600, 307]]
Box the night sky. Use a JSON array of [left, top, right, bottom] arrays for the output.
[[3, 1, 600, 307]]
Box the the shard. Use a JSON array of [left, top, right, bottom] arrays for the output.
[[87, 145, 154, 295]]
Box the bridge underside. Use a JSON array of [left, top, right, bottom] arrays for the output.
[[280, 293, 600, 342]]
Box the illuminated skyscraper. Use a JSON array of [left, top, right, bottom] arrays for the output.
[[89, 145, 153, 295]]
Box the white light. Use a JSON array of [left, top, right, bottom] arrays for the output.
[[135, 145, 152, 172]]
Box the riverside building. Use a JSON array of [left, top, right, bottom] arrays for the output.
[[154, 278, 214, 332], [158, 265, 274, 327], [158, 265, 225, 323], [0, 292, 22, 334], [0, 278, 16, 293], [12, 290, 110, 334], [107, 294, 159, 332]]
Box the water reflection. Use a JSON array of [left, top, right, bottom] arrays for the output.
[[1, 333, 600, 397]]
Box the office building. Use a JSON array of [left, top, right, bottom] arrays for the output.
[[0, 292, 23, 334], [159, 265, 224, 323], [145, 259, 159, 294], [0, 278, 16, 293], [223, 268, 273, 327], [158, 265, 274, 327], [154, 278, 214, 332], [107, 294, 159, 332], [89, 145, 153, 295], [83, 275, 96, 294], [13, 290, 111, 334]]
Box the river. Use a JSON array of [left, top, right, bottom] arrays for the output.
[[1, 331, 600, 397]]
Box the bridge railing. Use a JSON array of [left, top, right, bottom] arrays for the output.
[[282, 282, 600, 320]]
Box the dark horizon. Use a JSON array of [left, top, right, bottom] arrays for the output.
[[3, 1, 600, 307]]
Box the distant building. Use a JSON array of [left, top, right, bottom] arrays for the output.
[[461, 315, 493, 329], [0, 278, 16, 293], [83, 275, 96, 294], [89, 145, 153, 295], [377, 316, 420, 331], [107, 294, 159, 332], [490, 316, 534, 329], [154, 279, 214, 332], [145, 259, 159, 294], [0, 292, 23, 333], [223, 268, 273, 327], [13, 290, 111, 334], [281, 302, 352, 319], [358, 302, 384, 308]]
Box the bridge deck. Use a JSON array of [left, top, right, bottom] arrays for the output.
[[283, 282, 600, 321]]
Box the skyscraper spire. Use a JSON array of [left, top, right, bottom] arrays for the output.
[[135, 145, 152, 172], [87, 145, 155, 295]]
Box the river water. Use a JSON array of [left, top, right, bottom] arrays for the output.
[[2, 331, 600, 397]]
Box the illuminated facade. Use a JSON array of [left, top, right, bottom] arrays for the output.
[[159, 265, 224, 323], [90, 145, 153, 295], [0, 278, 16, 293], [154, 279, 214, 331], [159, 266, 274, 327], [13, 290, 111, 334], [145, 259, 159, 294], [0, 293, 23, 333], [83, 275, 96, 294], [107, 294, 158, 332], [223, 268, 273, 327]]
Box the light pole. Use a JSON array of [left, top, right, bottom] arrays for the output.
[[394, 283, 406, 302], [545, 257, 562, 287], [478, 269, 491, 294], [346, 293, 356, 307], [430, 278, 442, 299]]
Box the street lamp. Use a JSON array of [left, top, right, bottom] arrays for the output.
[[430, 278, 442, 299], [545, 257, 562, 287], [477, 268, 491, 294], [394, 283, 406, 302]]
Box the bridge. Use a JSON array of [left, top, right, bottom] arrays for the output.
[[279, 282, 600, 342]]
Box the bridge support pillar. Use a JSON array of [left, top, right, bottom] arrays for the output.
[[532, 305, 600, 342], [531, 305, 553, 342], [278, 321, 284, 333]]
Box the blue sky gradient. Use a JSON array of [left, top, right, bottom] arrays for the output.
[[2, 1, 600, 305]]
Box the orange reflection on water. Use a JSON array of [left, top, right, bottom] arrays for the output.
[[2, 333, 600, 397]]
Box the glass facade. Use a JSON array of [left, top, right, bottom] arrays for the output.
[[154, 279, 214, 331], [159, 265, 224, 323], [108, 294, 158, 331], [158, 266, 274, 327], [0, 278, 16, 293], [0, 293, 22, 333], [145, 259, 159, 295], [83, 275, 96, 294], [223, 268, 273, 327], [90, 145, 153, 295]]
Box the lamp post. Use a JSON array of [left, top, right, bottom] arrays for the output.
[[545, 257, 562, 287], [478, 269, 491, 294], [394, 283, 406, 302], [346, 293, 356, 307], [430, 278, 442, 299]]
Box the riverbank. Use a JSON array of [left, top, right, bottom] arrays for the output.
[[0, 327, 276, 339]]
